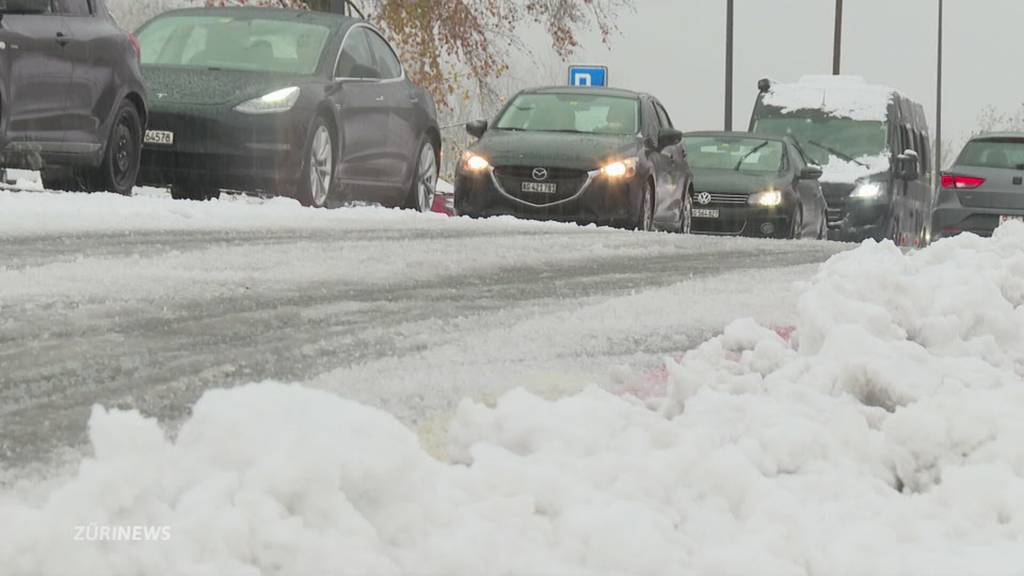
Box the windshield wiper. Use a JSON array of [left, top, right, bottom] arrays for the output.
[[806, 140, 868, 168], [734, 141, 769, 171]]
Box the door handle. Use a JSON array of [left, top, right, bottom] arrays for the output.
[[375, 95, 385, 102], [56, 32, 69, 47], [409, 96, 419, 104]]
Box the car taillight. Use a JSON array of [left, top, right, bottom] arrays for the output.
[[941, 174, 986, 189], [128, 33, 141, 63]]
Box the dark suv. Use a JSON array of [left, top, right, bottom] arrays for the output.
[[0, 0, 147, 195]]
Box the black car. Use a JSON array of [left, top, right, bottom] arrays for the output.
[[0, 0, 147, 195], [683, 132, 828, 239], [931, 133, 1024, 240], [455, 87, 693, 232], [751, 77, 933, 245], [135, 7, 440, 210]]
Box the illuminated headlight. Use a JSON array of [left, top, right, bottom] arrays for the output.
[[235, 87, 301, 114], [462, 152, 490, 172], [850, 182, 883, 200], [749, 189, 783, 207], [601, 158, 638, 179]]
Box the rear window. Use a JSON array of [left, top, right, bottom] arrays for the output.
[[957, 138, 1024, 170]]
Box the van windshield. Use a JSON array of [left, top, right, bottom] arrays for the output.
[[753, 116, 887, 166]]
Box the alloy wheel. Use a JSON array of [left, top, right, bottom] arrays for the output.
[[417, 143, 438, 212], [681, 189, 693, 234], [641, 185, 655, 231], [308, 125, 333, 208]]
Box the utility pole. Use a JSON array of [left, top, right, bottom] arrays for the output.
[[833, 0, 843, 74], [935, 0, 944, 184], [725, 0, 734, 130]]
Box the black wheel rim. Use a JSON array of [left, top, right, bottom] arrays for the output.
[[111, 111, 137, 190]]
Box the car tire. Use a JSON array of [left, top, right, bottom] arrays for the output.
[[634, 180, 655, 232], [170, 184, 220, 202], [678, 186, 693, 234], [817, 206, 828, 240], [297, 115, 335, 208], [405, 138, 439, 213], [789, 205, 804, 239], [89, 99, 142, 196], [41, 168, 87, 193]]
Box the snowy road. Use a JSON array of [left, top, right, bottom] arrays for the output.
[[0, 188, 844, 469]]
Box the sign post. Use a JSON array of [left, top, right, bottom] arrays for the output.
[[568, 66, 608, 88]]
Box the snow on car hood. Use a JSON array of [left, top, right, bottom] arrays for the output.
[[3, 224, 1024, 574], [819, 153, 891, 184], [763, 75, 894, 122]]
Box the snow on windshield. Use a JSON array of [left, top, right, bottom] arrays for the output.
[[3, 223, 1024, 574], [818, 153, 891, 184], [763, 75, 894, 122]]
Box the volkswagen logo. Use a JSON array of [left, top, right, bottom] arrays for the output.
[[532, 168, 549, 181], [696, 192, 713, 206]]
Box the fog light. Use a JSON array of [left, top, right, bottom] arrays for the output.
[[760, 222, 776, 236]]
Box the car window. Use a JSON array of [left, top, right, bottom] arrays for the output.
[[495, 93, 639, 136], [137, 15, 331, 75], [654, 102, 673, 129], [365, 29, 402, 80], [3, 0, 57, 13], [957, 138, 1024, 170], [335, 27, 379, 79], [683, 136, 786, 173], [642, 99, 660, 136], [57, 0, 91, 16]]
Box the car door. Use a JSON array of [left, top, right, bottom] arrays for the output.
[[363, 28, 415, 200], [57, 0, 113, 156], [649, 99, 683, 225], [0, 0, 72, 150], [329, 25, 390, 197]]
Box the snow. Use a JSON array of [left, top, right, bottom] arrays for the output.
[[818, 153, 891, 184], [2, 218, 1024, 574], [763, 75, 895, 122]]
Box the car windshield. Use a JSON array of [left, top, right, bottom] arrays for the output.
[[957, 138, 1024, 170], [684, 136, 785, 173], [753, 115, 887, 166], [137, 15, 331, 75], [495, 93, 639, 135]]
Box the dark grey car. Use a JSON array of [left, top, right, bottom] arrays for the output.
[[0, 0, 147, 195], [932, 133, 1024, 240]]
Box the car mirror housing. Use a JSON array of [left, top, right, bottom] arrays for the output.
[[897, 150, 921, 181], [656, 128, 683, 151], [800, 165, 824, 180], [466, 120, 489, 139]]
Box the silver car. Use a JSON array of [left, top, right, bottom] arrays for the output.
[[932, 133, 1024, 240]]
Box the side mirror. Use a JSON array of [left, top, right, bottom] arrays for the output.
[[466, 119, 488, 139], [800, 165, 823, 180], [897, 149, 920, 181], [1, 0, 51, 13], [656, 128, 683, 151]]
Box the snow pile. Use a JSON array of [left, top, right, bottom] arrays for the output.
[[2, 225, 1024, 575], [764, 75, 895, 122]]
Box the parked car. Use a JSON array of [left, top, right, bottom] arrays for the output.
[[931, 133, 1024, 240], [682, 132, 827, 239], [0, 0, 147, 195], [135, 7, 440, 210], [750, 76, 932, 245], [455, 86, 693, 232]]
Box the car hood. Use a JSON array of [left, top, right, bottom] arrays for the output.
[[692, 169, 790, 194], [473, 131, 642, 171], [142, 67, 309, 107]]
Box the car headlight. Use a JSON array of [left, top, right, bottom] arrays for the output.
[[235, 87, 301, 114], [462, 152, 491, 172], [850, 182, 884, 200], [601, 158, 639, 179], [749, 189, 783, 207]]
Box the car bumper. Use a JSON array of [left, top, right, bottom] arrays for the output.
[[137, 104, 312, 191], [691, 205, 795, 238], [835, 198, 889, 242], [454, 169, 639, 226], [932, 206, 1024, 240]]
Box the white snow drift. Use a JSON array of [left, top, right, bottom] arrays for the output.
[[2, 224, 1024, 575]]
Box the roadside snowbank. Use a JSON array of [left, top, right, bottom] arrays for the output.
[[2, 224, 1024, 575]]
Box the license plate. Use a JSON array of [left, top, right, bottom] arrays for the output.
[[144, 130, 174, 146], [1000, 215, 1023, 225], [521, 181, 556, 194], [693, 208, 720, 219]]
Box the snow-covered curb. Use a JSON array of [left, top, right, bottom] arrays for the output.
[[2, 224, 1023, 575]]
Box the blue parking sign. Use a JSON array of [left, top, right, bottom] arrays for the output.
[[568, 66, 608, 88]]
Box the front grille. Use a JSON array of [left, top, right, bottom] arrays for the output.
[[692, 218, 747, 235], [493, 165, 588, 206], [494, 166, 586, 180], [691, 191, 749, 207]]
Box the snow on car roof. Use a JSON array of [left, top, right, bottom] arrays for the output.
[[762, 76, 896, 122]]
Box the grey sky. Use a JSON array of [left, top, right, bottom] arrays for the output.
[[550, 0, 1022, 152]]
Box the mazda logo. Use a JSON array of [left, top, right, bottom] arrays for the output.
[[532, 168, 548, 181], [696, 192, 713, 206]]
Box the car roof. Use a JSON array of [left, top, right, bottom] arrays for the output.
[[682, 131, 794, 144], [149, 6, 361, 28], [970, 132, 1024, 141], [524, 86, 645, 99]]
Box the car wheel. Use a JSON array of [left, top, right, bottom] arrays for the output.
[[298, 116, 335, 208], [170, 184, 220, 201], [90, 99, 142, 196], [406, 138, 438, 213], [817, 206, 828, 240], [789, 205, 804, 239], [679, 186, 693, 234], [636, 180, 655, 232], [41, 168, 87, 193]]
